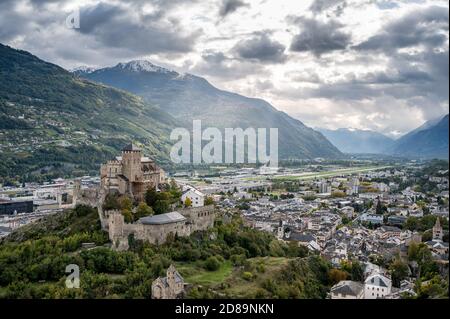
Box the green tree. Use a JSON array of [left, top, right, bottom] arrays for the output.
[[145, 188, 158, 207], [118, 196, 132, 211], [184, 197, 192, 207], [135, 202, 154, 219], [153, 200, 170, 215], [389, 258, 409, 287], [204, 196, 214, 206], [376, 199, 383, 215], [122, 209, 133, 223], [204, 256, 221, 271]]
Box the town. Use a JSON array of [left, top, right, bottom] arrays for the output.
[[1, 148, 448, 299]]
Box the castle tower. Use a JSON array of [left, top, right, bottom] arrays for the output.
[[167, 264, 177, 288], [433, 218, 443, 241], [108, 211, 125, 240], [121, 143, 143, 183], [72, 179, 81, 206]]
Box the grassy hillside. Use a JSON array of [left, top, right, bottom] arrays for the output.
[[0, 43, 179, 183]]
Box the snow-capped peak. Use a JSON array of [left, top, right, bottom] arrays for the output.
[[70, 66, 98, 74], [116, 60, 172, 74]]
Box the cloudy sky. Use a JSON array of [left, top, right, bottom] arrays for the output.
[[1, 0, 448, 138]]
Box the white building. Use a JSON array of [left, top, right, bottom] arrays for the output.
[[319, 182, 332, 194], [360, 213, 384, 225], [364, 273, 392, 299], [181, 188, 205, 207]]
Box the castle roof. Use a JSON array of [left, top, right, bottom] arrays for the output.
[[122, 143, 141, 151], [139, 211, 186, 225]]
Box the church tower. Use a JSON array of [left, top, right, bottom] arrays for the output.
[[167, 264, 177, 288], [277, 220, 284, 240], [432, 218, 443, 241]]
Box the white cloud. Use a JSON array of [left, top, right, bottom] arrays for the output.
[[0, 0, 448, 136]]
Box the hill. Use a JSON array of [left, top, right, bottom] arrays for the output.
[[0, 44, 179, 183], [74, 60, 343, 160], [386, 114, 449, 159], [317, 128, 394, 154], [0, 206, 332, 299]]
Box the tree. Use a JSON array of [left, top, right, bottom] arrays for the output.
[[135, 202, 154, 219], [204, 256, 221, 271], [169, 178, 178, 190], [204, 197, 214, 206], [153, 200, 170, 215], [144, 188, 158, 207], [328, 269, 348, 285], [118, 196, 132, 211], [121, 209, 133, 223], [376, 199, 383, 215], [389, 258, 409, 287], [184, 197, 192, 207], [102, 193, 119, 210], [341, 260, 364, 282]]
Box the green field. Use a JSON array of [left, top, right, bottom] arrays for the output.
[[246, 165, 394, 182], [176, 257, 291, 297], [175, 260, 234, 285]]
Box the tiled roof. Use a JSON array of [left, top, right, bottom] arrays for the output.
[[331, 281, 364, 296]]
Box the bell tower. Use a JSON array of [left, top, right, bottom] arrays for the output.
[[433, 218, 443, 241]]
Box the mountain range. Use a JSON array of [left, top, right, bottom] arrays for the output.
[[386, 114, 449, 159], [317, 128, 395, 154], [318, 114, 449, 159], [0, 44, 345, 181], [0, 43, 447, 183], [73, 60, 343, 159]]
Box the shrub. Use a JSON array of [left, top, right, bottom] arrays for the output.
[[242, 271, 253, 281], [204, 256, 221, 271]]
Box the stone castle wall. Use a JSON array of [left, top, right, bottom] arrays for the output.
[[106, 206, 216, 250], [179, 206, 215, 232]]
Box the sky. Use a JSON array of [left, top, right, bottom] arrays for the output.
[[0, 0, 448, 138]]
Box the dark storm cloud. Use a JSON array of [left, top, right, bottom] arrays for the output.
[[192, 50, 267, 80], [233, 32, 287, 63], [75, 2, 201, 54], [297, 48, 448, 103], [355, 5, 448, 51], [289, 17, 351, 56], [78, 3, 123, 34], [219, 0, 249, 17], [28, 0, 63, 6], [0, 0, 62, 42]]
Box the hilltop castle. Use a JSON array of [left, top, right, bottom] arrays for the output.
[[100, 143, 165, 201], [73, 143, 217, 250]]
